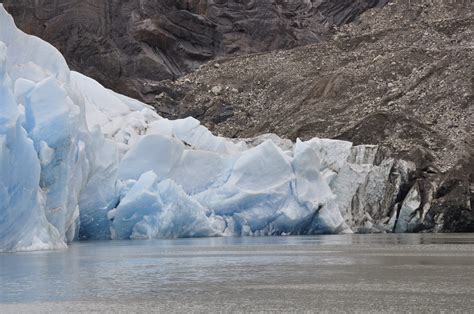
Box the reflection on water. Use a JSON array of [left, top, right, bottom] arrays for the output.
[[1, 234, 474, 312]]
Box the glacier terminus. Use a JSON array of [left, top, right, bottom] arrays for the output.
[[0, 5, 416, 252]]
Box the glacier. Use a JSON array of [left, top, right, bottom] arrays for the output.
[[0, 5, 414, 252]]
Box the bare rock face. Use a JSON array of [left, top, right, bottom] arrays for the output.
[[1, 0, 387, 101]]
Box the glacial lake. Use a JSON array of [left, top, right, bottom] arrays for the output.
[[1, 234, 474, 312]]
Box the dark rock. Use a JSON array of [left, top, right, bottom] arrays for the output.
[[211, 104, 234, 124], [424, 154, 474, 232], [1, 0, 387, 102]]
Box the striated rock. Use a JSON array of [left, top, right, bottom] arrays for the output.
[[1, 0, 387, 102]]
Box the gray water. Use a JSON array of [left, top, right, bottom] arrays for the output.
[[1, 234, 474, 313]]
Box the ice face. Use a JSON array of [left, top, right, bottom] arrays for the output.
[[1, 5, 409, 252], [0, 42, 64, 252]]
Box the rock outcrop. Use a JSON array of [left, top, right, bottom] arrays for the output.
[[1, 0, 387, 102]]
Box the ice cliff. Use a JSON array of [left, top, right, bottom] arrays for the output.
[[0, 6, 414, 252]]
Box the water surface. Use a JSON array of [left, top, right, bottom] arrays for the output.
[[1, 234, 474, 312]]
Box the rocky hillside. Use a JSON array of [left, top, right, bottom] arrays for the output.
[[2, 0, 387, 102], [155, 1, 473, 232]]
